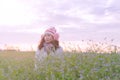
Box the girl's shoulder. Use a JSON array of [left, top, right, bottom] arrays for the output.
[[36, 47, 46, 54]]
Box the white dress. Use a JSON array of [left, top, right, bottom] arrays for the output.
[[35, 46, 63, 69]]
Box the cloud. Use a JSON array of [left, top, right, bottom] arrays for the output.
[[1, 0, 120, 27], [0, 0, 120, 45], [0, 31, 40, 44], [15, 28, 45, 34], [31, 0, 120, 29]]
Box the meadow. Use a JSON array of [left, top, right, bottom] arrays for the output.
[[0, 50, 120, 80]]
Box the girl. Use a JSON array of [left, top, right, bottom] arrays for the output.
[[35, 27, 63, 69]]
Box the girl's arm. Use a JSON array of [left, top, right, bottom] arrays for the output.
[[35, 48, 48, 61], [35, 49, 40, 59]]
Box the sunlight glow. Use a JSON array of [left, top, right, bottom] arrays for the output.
[[0, 0, 37, 26]]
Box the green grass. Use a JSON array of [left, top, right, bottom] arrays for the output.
[[0, 51, 120, 80]]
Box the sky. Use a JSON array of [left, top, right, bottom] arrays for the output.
[[0, 0, 120, 46]]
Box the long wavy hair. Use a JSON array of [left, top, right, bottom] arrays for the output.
[[38, 37, 59, 50]]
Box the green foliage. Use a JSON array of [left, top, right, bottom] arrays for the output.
[[0, 51, 120, 80]]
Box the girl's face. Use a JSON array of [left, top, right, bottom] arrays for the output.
[[44, 33, 54, 43]]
